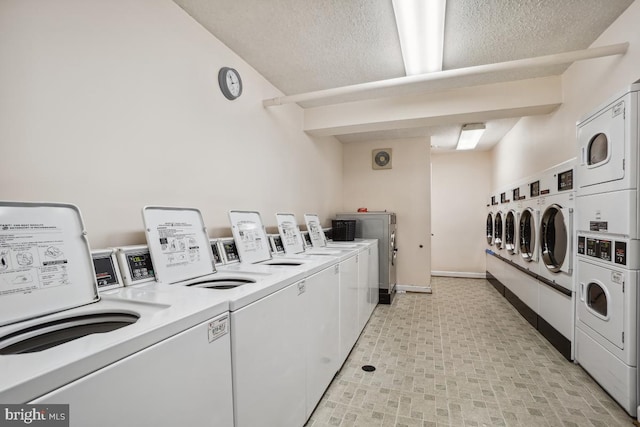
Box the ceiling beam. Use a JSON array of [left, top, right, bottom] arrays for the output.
[[263, 43, 628, 108], [303, 76, 562, 137]]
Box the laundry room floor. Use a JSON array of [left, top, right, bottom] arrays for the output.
[[306, 277, 635, 427]]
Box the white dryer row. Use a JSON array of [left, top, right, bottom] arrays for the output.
[[0, 202, 378, 427], [486, 159, 576, 291], [485, 160, 576, 361]]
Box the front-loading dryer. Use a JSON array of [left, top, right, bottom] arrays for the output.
[[505, 186, 521, 263], [494, 195, 506, 252], [537, 160, 576, 291], [486, 196, 495, 250], [536, 161, 576, 360], [519, 178, 541, 271], [575, 232, 640, 416], [576, 81, 640, 238]]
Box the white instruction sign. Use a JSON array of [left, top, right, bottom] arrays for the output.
[[236, 220, 265, 253], [304, 214, 327, 248], [280, 221, 300, 247], [155, 222, 202, 268], [0, 223, 70, 296]]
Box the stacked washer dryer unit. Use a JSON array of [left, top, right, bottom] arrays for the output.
[[536, 159, 576, 359], [574, 82, 640, 416]]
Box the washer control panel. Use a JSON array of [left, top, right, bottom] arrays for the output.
[[577, 235, 626, 266], [126, 251, 156, 280], [220, 238, 240, 263]]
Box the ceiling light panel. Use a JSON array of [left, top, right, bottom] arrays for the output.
[[456, 123, 485, 150], [392, 0, 446, 75]]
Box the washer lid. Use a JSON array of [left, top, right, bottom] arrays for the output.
[[275, 213, 305, 254], [142, 206, 216, 284], [0, 202, 99, 327], [303, 214, 328, 248], [228, 210, 272, 264]]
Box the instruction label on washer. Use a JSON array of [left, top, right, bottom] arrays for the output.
[[0, 223, 70, 296], [611, 271, 624, 285], [236, 220, 265, 253], [280, 221, 300, 247], [306, 219, 325, 247], [155, 221, 201, 268], [208, 315, 228, 343]]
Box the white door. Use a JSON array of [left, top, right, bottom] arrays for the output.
[[540, 205, 572, 274], [577, 97, 627, 189], [519, 208, 538, 262], [232, 283, 306, 427], [576, 259, 626, 350], [33, 315, 234, 427], [304, 266, 340, 418], [486, 212, 494, 246], [494, 212, 504, 249], [339, 255, 358, 362]]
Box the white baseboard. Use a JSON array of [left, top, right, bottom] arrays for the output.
[[396, 284, 432, 294], [431, 271, 487, 279]]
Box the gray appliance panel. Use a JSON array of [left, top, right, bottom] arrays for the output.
[[336, 213, 396, 294]]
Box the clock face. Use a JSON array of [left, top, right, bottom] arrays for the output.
[[226, 69, 241, 96], [218, 67, 243, 100]]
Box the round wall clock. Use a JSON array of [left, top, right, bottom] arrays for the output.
[[218, 67, 243, 100]]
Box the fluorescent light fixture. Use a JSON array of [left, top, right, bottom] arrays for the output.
[[456, 123, 485, 150], [392, 0, 446, 75]]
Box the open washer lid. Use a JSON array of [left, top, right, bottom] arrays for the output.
[[275, 213, 305, 255], [0, 202, 99, 326], [303, 213, 328, 248], [142, 206, 216, 284], [228, 210, 272, 264]]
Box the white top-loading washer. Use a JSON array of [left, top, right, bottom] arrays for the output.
[[0, 202, 234, 426], [140, 206, 306, 310], [229, 210, 341, 274], [276, 213, 362, 260]]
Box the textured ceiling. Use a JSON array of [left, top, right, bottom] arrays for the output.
[[173, 0, 633, 146]]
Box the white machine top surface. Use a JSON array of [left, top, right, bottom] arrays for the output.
[[142, 206, 216, 284], [275, 213, 305, 254], [0, 202, 99, 326], [0, 285, 230, 403], [228, 210, 272, 264]]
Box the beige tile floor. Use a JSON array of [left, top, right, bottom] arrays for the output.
[[306, 277, 636, 427]]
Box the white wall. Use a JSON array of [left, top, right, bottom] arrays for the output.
[[342, 138, 431, 287], [0, 0, 343, 248], [492, 0, 640, 188], [431, 150, 491, 276]]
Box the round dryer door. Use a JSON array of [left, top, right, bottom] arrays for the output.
[[486, 213, 494, 245], [505, 211, 516, 253], [494, 212, 503, 249], [540, 204, 567, 272], [519, 208, 536, 261]]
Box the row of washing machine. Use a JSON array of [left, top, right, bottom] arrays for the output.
[[0, 203, 378, 427], [486, 159, 576, 361], [486, 80, 640, 417]]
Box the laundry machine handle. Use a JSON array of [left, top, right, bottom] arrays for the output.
[[579, 282, 585, 302]]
